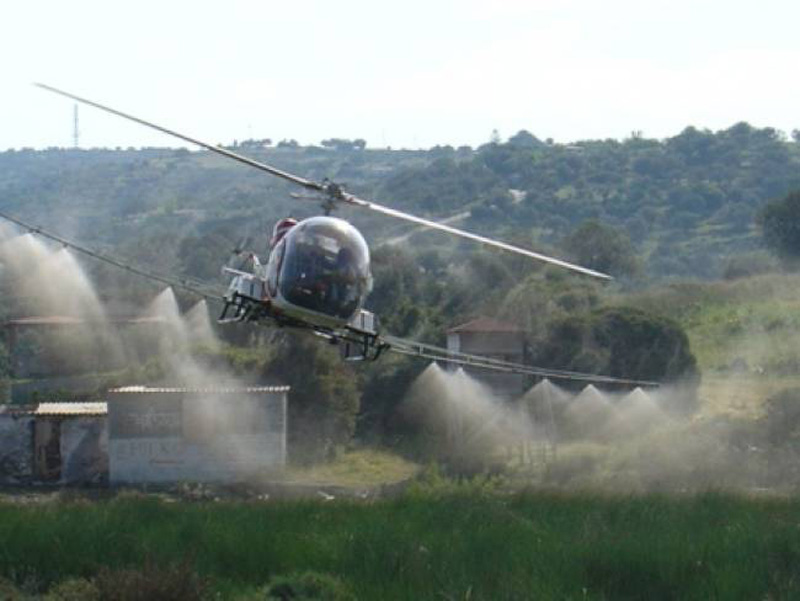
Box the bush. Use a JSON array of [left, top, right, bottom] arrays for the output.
[[758, 190, 800, 267], [0, 577, 23, 601], [93, 559, 209, 601], [535, 306, 700, 412], [263, 571, 354, 601], [406, 463, 506, 498], [764, 388, 800, 446], [44, 578, 101, 601], [722, 253, 777, 280]]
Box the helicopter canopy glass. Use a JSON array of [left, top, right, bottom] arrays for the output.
[[278, 217, 371, 320]]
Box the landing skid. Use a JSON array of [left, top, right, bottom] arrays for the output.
[[218, 291, 388, 362], [335, 327, 389, 362], [218, 291, 287, 324]]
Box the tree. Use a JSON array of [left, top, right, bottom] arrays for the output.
[[357, 356, 423, 445], [178, 228, 236, 281], [562, 220, 639, 278], [758, 190, 800, 267], [535, 306, 700, 413], [508, 130, 543, 149], [320, 138, 366, 151], [264, 333, 361, 463]]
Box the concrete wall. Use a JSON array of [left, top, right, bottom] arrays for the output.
[[108, 390, 287, 484], [0, 414, 34, 484], [60, 417, 108, 485]]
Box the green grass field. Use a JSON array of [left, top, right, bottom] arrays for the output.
[[6, 274, 800, 599], [2, 491, 800, 599], [284, 449, 420, 488]]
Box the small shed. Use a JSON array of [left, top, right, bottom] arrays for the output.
[[107, 386, 289, 484], [447, 317, 526, 398], [0, 402, 108, 485], [34, 402, 108, 484]]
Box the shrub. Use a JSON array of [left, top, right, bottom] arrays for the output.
[[93, 559, 209, 601], [263, 571, 354, 601], [536, 306, 700, 413], [765, 388, 800, 446], [0, 577, 23, 601], [44, 578, 101, 601]]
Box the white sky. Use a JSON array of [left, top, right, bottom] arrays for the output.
[[2, 0, 799, 150]]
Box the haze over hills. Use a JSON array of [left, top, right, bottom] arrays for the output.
[[2, 122, 797, 285]]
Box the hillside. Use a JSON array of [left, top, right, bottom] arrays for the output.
[[2, 122, 799, 286], [618, 273, 800, 418], [2, 125, 800, 434]]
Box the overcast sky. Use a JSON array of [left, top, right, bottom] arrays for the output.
[[2, 0, 798, 150]]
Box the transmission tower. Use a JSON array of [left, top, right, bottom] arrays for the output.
[[72, 104, 80, 148]]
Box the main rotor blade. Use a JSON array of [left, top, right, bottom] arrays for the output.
[[34, 83, 322, 192], [36, 83, 610, 279], [343, 195, 612, 280]]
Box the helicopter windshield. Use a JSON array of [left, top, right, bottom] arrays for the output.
[[278, 217, 371, 320]]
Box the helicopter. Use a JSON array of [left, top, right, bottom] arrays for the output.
[[15, 83, 654, 387]]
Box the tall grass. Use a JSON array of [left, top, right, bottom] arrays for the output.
[[2, 491, 800, 599]]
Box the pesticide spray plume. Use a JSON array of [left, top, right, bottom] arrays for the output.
[[404, 362, 540, 473], [401, 364, 785, 492], [185, 299, 220, 350], [0, 223, 271, 478], [0, 234, 127, 371], [146, 287, 192, 354], [144, 287, 234, 386], [0, 239, 251, 454]]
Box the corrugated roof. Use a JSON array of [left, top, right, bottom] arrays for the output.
[[109, 385, 290, 394], [447, 316, 522, 334], [34, 402, 108, 416], [0, 404, 37, 416]]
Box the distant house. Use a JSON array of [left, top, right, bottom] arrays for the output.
[[446, 317, 526, 399]]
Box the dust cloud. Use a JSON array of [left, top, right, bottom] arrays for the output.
[[0, 231, 125, 371], [404, 365, 783, 492], [0, 226, 258, 467], [0, 226, 223, 381], [0, 223, 228, 385], [404, 363, 535, 472], [142, 287, 245, 388]]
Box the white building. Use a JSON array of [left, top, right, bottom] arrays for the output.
[[107, 386, 289, 484]]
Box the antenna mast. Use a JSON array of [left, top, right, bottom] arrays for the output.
[[72, 104, 79, 148]]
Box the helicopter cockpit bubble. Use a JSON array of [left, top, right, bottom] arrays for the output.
[[277, 216, 372, 321]]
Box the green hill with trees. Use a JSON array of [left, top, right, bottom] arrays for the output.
[[3, 121, 799, 284]]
